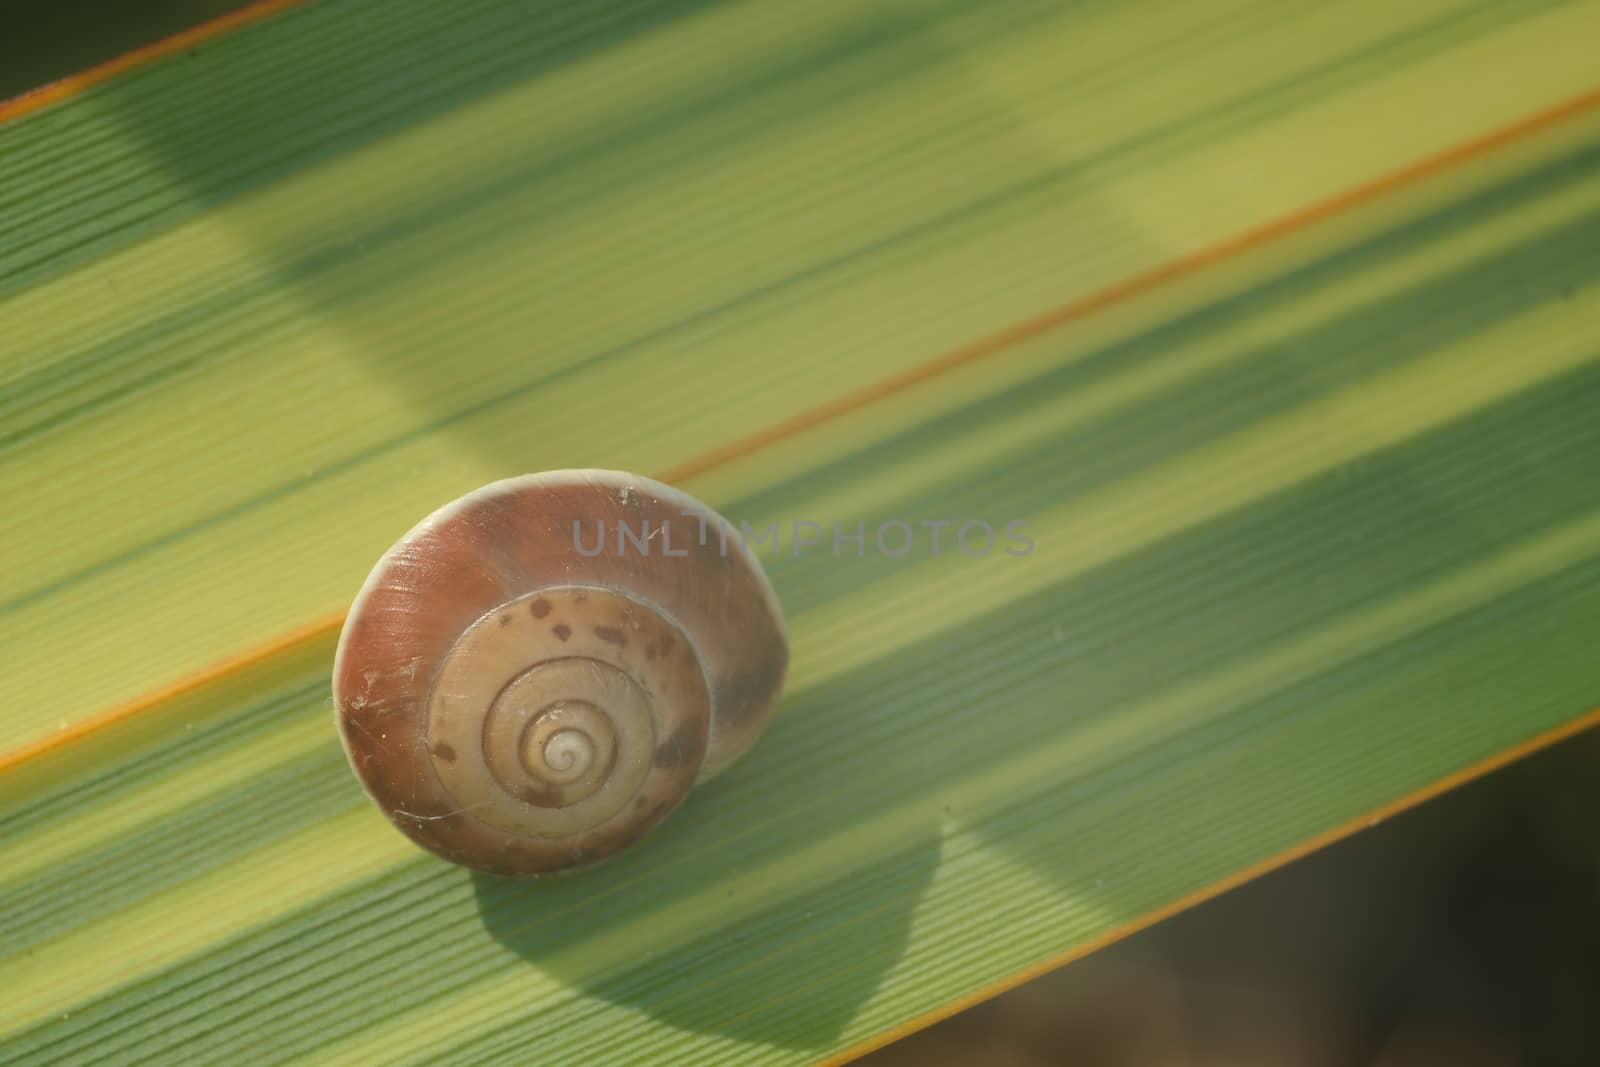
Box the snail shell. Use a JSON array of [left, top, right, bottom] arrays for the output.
[[332, 470, 788, 877]]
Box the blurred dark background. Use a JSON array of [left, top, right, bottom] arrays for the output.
[[0, 0, 241, 101], [863, 725, 1600, 1066]]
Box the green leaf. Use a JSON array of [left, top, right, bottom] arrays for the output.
[[2, 0, 1598, 1063]]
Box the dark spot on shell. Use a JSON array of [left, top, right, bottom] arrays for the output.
[[691, 526, 731, 568], [530, 598, 552, 618], [717, 633, 789, 725], [644, 642, 658, 661], [499, 613, 513, 627], [573, 592, 588, 603], [660, 634, 675, 658], [653, 720, 705, 769], [553, 623, 572, 641], [519, 783, 565, 808], [432, 742, 457, 763], [595, 625, 627, 646], [634, 796, 649, 810]]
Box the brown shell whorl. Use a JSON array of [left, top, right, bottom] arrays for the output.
[[332, 470, 788, 877]]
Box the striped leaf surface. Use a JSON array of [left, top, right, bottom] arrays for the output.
[[2, 0, 1598, 1063]]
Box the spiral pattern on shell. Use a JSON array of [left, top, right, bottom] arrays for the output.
[[332, 471, 788, 877]]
